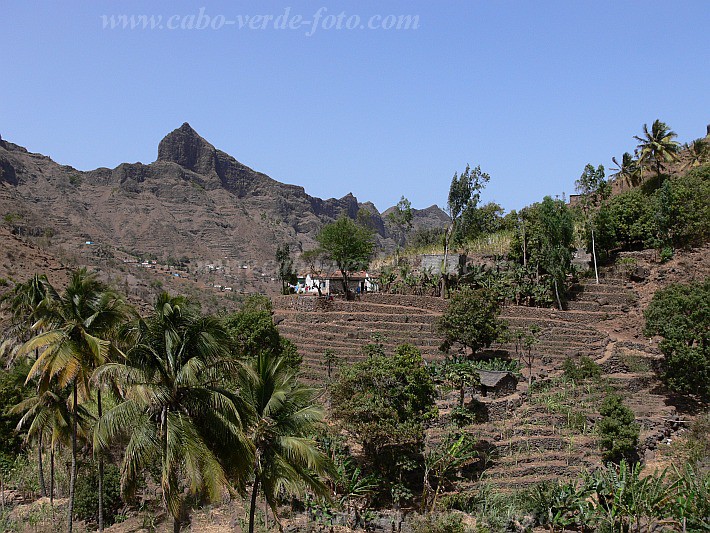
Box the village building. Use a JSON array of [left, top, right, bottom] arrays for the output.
[[296, 271, 377, 295], [475, 370, 518, 398]]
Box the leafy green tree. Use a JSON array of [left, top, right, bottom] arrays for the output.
[[387, 196, 413, 263], [275, 243, 297, 294], [316, 215, 374, 299], [634, 119, 681, 184], [644, 279, 709, 400], [597, 394, 639, 464], [21, 269, 128, 533], [330, 344, 436, 495], [575, 164, 611, 284], [604, 188, 656, 249], [225, 295, 280, 359], [322, 348, 340, 381], [0, 363, 32, 466], [443, 165, 490, 294], [94, 293, 251, 533], [458, 201, 505, 242], [520, 325, 542, 387], [438, 288, 505, 359], [239, 352, 334, 533], [442, 360, 480, 408], [654, 165, 710, 249], [533, 197, 575, 309], [225, 295, 302, 371]]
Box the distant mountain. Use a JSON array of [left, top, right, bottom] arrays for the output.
[[0, 124, 448, 271]]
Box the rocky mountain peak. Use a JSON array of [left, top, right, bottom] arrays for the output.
[[157, 122, 217, 175]]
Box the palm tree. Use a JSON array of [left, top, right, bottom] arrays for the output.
[[240, 352, 334, 533], [1, 274, 55, 495], [94, 293, 251, 533], [11, 385, 90, 506], [634, 120, 681, 184], [610, 152, 641, 190], [20, 269, 128, 533], [682, 138, 709, 170]]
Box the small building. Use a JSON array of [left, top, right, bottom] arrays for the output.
[[476, 370, 518, 398], [296, 271, 377, 295]]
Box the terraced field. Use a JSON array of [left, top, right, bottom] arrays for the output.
[[273, 272, 673, 490]]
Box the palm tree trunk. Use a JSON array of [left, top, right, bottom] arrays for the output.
[[38, 432, 47, 497], [249, 474, 260, 533], [67, 382, 77, 533], [97, 388, 104, 533], [50, 445, 55, 506]]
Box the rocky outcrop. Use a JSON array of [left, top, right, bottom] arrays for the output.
[[0, 124, 448, 286]]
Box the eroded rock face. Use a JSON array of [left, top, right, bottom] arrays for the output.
[[158, 122, 217, 175], [0, 123, 449, 268]]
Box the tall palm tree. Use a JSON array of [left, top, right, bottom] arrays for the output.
[[1, 274, 55, 495], [20, 269, 128, 533], [11, 385, 90, 506], [94, 293, 252, 533], [682, 138, 709, 170], [610, 152, 640, 189], [240, 352, 334, 533], [634, 120, 681, 183]]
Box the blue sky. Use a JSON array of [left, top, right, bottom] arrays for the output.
[[1, 1, 708, 213]]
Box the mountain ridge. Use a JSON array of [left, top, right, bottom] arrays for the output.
[[0, 124, 448, 289]]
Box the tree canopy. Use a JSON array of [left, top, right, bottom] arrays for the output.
[[644, 279, 709, 400], [316, 215, 374, 297], [437, 288, 505, 359]]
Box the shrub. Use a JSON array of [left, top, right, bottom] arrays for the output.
[[73, 462, 122, 526], [597, 394, 639, 463], [644, 279, 709, 400], [562, 356, 601, 382], [409, 512, 467, 533], [439, 490, 481, 513]]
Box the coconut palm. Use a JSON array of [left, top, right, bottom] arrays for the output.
[[11, 385, 91, 505], [682, 138, 709, 170], [0, 275, 55, 366], [20, 269, 128, 533], [634, 120, 681, 183], [610, 152, 641, 190], [240, 352, 334, 533], [93, 293, 251, 533], [1, 274, 55, 495]]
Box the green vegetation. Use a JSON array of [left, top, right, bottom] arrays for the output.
[[525, 461, 709, 533], [601, 164, 710, 254], [562, 356, 602, 382], [437, 288, 505, 358], [386, 195, 413, 262], [644, 278, 709, 400], [316, 215, 375, 298], [597, 394, 639, 464], [240, 352, 333, 533], [0, 271, 333, 533], [275, 243, 296, 294], [634, 119, 681, 183], [575, 163, 611, 283], [330, 344, 436, 503], [1, 118, 708, 532]]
